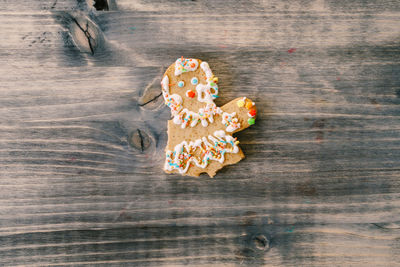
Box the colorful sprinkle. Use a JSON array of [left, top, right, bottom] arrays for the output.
[[248, 117, 256, 125], [178, 81, 185, 87], [191, 77, 199, 85], [237, 99, 245, 108], [245, 101, 253, 109], [222, 112, 240, 132], [186, 90, 196, 98], [248, 109, 256, 117], [165, 130, 239, 173], [175, 58, 199, 76]]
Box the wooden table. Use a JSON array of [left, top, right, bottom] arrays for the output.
[[1, 0, 399, 266]]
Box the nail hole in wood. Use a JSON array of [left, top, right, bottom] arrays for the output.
[[129, 129, 151, 152], [253, 235, 269, 251]]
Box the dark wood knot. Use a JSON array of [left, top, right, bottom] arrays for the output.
[[253, 234, 270, 251], [129, 129, 151, 152], [70, 15, 103, 55], [139, 74, 164, 110], [93, 0, 109, 11]]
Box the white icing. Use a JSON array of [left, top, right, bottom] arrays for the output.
[[200, 62, 213, 79], [195, 62, 218, 102], [170, 102, 222, 129], [199, 103, 221, 126], [168, 95, 183, 115], [161, 75, 183, 115], [173, 108, 199, 128], [195, 81, 219, 103], [222, 112, 241, 132], [196, 83, 213, 103], [165, 130, 239, 173], [161, 75, 169, 94], [175, 58, 199, 76]]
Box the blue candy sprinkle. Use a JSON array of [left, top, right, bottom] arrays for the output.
[[191, 77, 199, 85]]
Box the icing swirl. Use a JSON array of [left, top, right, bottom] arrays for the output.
[[196, 62, 219, 102], [165, 130, 239, 174], [222, 112, 241, 132], [161, 75, 182, 115]]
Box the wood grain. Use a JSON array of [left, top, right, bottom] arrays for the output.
[[1, 0, 399, 266]]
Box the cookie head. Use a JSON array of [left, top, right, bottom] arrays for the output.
[[161, 57, 219, 119]]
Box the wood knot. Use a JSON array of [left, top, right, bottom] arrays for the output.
[[139, 74, 164, 110], [69, 15, 104, 55], [87, 0, 117, 11], [92, 0, 109, 10], [253, 234, 270, 251], [129, 129, 151, 152]]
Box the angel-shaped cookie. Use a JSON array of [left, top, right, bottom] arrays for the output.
[[161, 57, 257, 177]]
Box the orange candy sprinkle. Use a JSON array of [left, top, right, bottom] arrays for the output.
[[245, 101, 253, 109], [187, 90, 196, 98]]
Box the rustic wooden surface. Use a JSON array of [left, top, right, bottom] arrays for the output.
[[1, 0, 400, 266]]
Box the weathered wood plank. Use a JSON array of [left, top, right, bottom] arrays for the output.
[[0, 224, 399, 266], [0, 0, 399, 266]]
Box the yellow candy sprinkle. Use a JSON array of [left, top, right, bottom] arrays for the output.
[[237, 99, 245, 107], [213, 77, 218, 83], [234, 141, 240, 145]]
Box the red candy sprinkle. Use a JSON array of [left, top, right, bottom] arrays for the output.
[[187, 90, 196, 98], [249, 109, 257, 117]]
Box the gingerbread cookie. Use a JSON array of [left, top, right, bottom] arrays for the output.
[[161, 57, 257, 177]]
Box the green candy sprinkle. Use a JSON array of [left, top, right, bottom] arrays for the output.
[[248, 117, 256, 125]]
